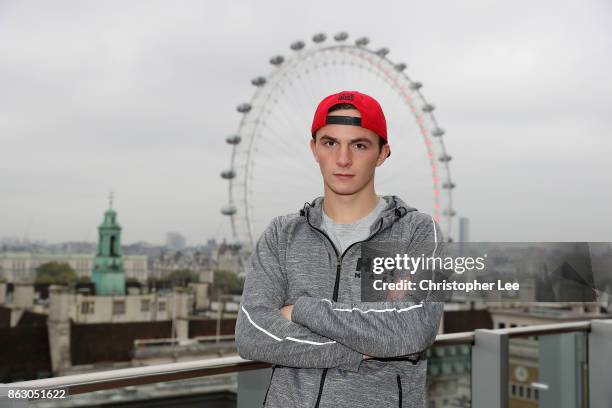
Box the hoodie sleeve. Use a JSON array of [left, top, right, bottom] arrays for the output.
[[291, 216, 445, 358], [235, 216, 364, 371]]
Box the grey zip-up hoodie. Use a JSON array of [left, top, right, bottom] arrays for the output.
[[235, 195, 444, 408]]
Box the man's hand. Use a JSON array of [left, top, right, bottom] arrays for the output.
[[280, 304, 373, 361], [386, 275, 410, 301], [279, 304, 294, 321]]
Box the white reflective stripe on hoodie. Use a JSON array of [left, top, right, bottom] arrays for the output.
[[322, 298, 424, 313], [241, 305, 337, 345]]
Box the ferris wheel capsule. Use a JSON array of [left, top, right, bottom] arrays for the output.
[[221, 205, 237, 216], [375, 47, 390, 57], [355, 37, 369, 47], [334, 32, 348, 42], [226, 134, 242, 145], [432, 128, 445, 137], [251, 76, 266, 87], [312, 33, 326, 43], [410, 81, 423, 90], [422, 103, 435, 112], [220, 169, 236, 180], [290, 40, 305, 51], [442, 181, 456, 189], [236, 103, 252, 113], [438, 154, 452, 162], [270, 55, 284, 65], [395, 63, 407, 72], [229, 241, 242, 251], [443, 209, 457, 217]]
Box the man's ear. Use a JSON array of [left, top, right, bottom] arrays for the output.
[[376, 143, 390, 167], [310, 137, 319, 163]]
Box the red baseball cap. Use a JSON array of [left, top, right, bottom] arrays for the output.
[[311, 90, 390, 157]]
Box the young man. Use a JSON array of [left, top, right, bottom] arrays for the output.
[[235, 90, 444, 407]]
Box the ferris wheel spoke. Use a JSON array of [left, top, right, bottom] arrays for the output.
[[263, 73, 309, 127], [377, 166, 430, 183], [353, 53, 372, 89], [255, 110, 306, 146], [278, 62, 319, 121], [247, 151, 316, 174], [345, 52, 367, 89], [248, 150, 313, 167], [290, 66, 323, 119], [260, 102, 308, 143], [253, 129, 304, 158], [267, 96, 312, 144], [261, 113, 307, 146], [249, 163, 316, 182], [249, 173, 318, 189], [253, 189, 317, 204], [258, 122, 310, 154]]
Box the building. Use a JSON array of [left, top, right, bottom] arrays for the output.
[[458, 216, 469, 242], [166, 232, 187, 250], [215, 240, 242, 275], [0, 253, 148, 283], [150, 249, 216, 281], [490, 303, 605, 408], [91, 202, 126, 295], [424, 300, 609, 408], [0, 194, 239, 388], [0, 280, 234, 381]]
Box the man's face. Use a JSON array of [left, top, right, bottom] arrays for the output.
[[310, 109, 390, 196]]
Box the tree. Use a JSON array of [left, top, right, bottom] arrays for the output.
[[211, 269, 243, 298], [35, 262, 77, 285], [167, 269, 199, 287]]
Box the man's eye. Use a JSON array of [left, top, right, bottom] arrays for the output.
[[354, 143, 367, 149], [324, 140, 336, 147]]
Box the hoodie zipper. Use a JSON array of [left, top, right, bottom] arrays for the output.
[[305, 221, 338, 408], [396, 375, 403, 407], [305, 212, 388, 408], [262, 365, 277, 406]]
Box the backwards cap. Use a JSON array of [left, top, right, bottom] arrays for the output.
[[311, 90, 390, 157]]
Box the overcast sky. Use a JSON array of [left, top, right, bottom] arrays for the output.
[[1, 0, 611, 245]]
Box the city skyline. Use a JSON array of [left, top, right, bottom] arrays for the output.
[[1, 0, 611, 244]]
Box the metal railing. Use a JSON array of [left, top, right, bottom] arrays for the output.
[[6, 356, 267, 396], [4, 319, 612, 408]]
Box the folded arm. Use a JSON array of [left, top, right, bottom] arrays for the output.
[[235, 216, 364, 371], [291, 216, 445, 358], [291, 297, 443, 358]]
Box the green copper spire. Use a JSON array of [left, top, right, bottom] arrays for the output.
[[92, 192, 125, 295]]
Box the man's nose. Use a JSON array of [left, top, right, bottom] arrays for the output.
[[336, 144, 352, 167]]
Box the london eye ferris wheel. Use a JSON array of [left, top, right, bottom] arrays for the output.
[[221, 32, 457, 255]]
